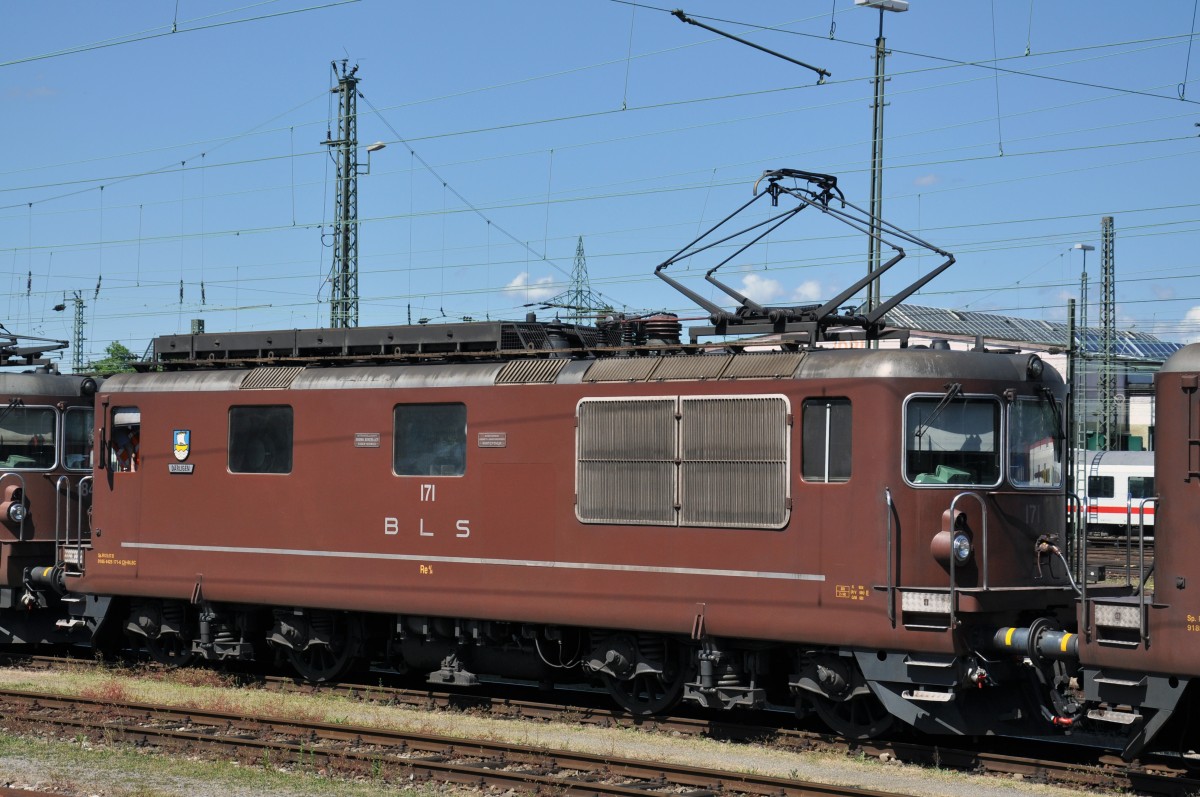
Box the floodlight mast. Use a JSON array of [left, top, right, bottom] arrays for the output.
[[654, 168, 954, 347]]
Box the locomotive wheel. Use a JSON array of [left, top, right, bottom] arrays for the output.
[[601, 642, 687, 716], [287, 641, 356, 683], [285, 613, 359, 683], [811, 691, 894, 740], [602, 669, 686, 716], [143, 633, 197, 668]]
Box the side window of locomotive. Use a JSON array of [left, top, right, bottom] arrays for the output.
[[63, 407, 95, 471], [228, 406, 293, 474], [1128, 476, 1155, 500], [0, 405, 56, 470], [1008, 399, 1062, 488], [108, 407, 140, 472], [1087, 475, 1114, 499], [393, 403, 466, 477], [905, 396, 1000, 487], [801, 398, 851, 483]]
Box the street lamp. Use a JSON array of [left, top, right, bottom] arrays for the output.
[[1074, 243, 1095, 339], [857, 0, 909, 324], [1074, 243, 1096, 455], [361, 141, 387, 175]]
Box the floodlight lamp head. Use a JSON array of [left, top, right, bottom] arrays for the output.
[[366, 141, 387, 153], [855, 0, 909, 11], [1074, 244, 1095, 252]]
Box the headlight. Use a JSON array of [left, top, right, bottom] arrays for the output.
[[1026, 355, 1044, 380], [7, 502, 26, 524], [952, 532, 972, 564]]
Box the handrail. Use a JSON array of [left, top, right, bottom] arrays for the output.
[[885, 487, 895, 628], [0, 473, 28, 542], [1125, 495, 1134, 587], [72, 476, 92, 572], [55, 475, 91, 572], [1137, 497, 1156, 647], [54, 475, 69, 555], [1080, 488, 1092, 640], [1065, 490, 1083, 576], [948, 491, 989, 630]]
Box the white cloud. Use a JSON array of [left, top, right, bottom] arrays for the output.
[[503, 272, 557, 301], [1184, 306, 1200, 343], [792, 280, 822, 301], [739, 273, 783, 303], [913, 174, 940, 187]]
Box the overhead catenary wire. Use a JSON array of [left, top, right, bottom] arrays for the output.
[[10, 3, 1199, 346]]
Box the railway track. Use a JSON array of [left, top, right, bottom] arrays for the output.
[[2, 655, 1199, 795], [0, 686, 920, 797]]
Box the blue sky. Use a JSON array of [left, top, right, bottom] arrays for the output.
[[2, 0, 1198, 368]]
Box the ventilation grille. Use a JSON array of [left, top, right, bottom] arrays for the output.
[[680, 396, 789, 461], [583, 358, 659, 383], [576, 394, 789, 529], [240, 367, 305, 390], [652, 355, 731, 381], [576, 462, 676, 525], [722, 352, 804, 380], [578, 398, 676, 460], [679, 396, 789, 529], [495, 359, 568, 385], [577, 398, 677, 525], [680, 462, 788, 529]]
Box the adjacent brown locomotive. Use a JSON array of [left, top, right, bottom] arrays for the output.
[[0, 333, 102, 644], [9, 170, 1197, 758]]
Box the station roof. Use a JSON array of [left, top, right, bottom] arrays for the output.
[[883, 305, 1182, 361]]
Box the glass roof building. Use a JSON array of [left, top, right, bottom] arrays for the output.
[[883, 305, 1182, 362]]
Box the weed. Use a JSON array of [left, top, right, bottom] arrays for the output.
[[79, 679, 130, 703]]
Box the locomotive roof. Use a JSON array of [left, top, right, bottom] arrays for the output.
[[1161, 342, 1200, 374], [0, 371, 99, 398], [104, 343, 1059, 393]]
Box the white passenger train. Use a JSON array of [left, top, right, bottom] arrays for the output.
[[1074, 449, 1155, 534]]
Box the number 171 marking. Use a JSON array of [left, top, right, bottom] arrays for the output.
[[421, 484, 436, 502]]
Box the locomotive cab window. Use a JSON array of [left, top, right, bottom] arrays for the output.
[[1008, 398, 1062, 489], [0, 405, 56, 470], [229, 406, 293, 474], [905, 394, 1000, 487], [801, 398, 851, 483], [63, 407, 95, 471], [108, 407, 140, 473], [394, 403, 466, 477]]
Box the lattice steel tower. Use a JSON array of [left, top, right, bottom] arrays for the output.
[[1099, 216, 1116, 450], [69, 291, 85, 374], [325, 61, 361, 328], [545, 236, 610, 321]]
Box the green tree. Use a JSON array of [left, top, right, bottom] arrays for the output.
[[88, 341, 137, 374]]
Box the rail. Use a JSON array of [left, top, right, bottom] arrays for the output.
[[0, 473, 27, 542], [948, 491, 988, 630]]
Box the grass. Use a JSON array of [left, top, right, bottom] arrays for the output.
[[0, 731, 460, 797]]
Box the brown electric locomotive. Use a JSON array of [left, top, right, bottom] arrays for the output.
[[0, 333, 102, 644], [18, 170, 1195, 757]]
